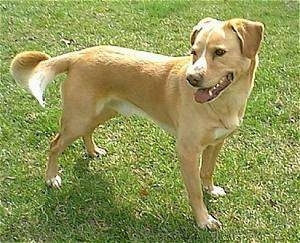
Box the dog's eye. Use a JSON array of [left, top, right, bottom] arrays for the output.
[[190, 50, 197, 64], [190, 49, 197, 56], [215, 49, 226, 57]]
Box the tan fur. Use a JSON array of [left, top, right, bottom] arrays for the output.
[[10, 18, 264, 229], [10, 51, 50, 87]]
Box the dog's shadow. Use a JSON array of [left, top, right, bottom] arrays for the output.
[[36, 155, 218, 241]]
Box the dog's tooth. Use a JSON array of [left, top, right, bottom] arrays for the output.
[[216, 83, 220, 87], [209, 90, 213, 96]]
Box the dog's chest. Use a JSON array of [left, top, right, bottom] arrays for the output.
[[214, 127, 235, 140], [213, 117, 242, 140]]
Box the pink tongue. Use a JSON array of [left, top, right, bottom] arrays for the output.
[[194, 89, 211, 103]]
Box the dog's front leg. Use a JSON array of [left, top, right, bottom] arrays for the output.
[[177, 143, 222, 230], [201, 141, 226, 197]]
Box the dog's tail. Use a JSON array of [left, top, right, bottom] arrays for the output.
[[10, 51, 72, 107]]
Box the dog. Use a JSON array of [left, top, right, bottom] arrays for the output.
[[10, 18, 264, 229]]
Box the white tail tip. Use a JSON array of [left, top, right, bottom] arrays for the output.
[[28, 72, 48, 108]]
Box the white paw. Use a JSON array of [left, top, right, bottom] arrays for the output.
[[46, 175, 62, 189], [198, 215, 222, 230], [206, 186, 226, 197], [89, 146, 107, 157], [94, 147, 107, 156]]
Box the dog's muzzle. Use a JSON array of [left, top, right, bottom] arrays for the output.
[[186, 73, 204, 87]]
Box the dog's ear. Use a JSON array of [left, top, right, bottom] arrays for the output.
[[190, 17, 217, 46], [229, 19, 264, 59]]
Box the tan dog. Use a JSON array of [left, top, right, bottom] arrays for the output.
[[10, 18, 264, 229]]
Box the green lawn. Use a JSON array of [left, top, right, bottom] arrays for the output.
[[0, 0, 299, 241]]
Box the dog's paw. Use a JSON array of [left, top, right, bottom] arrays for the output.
[[198, 215, 222, 230], [88, 146, 107, 157], [46, 175, 62, 189], [206, 186, 226, 197]]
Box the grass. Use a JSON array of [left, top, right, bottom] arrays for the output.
[[0, 0, 299, 241]]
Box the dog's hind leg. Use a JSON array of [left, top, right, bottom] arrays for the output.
[[45, 78, 109, 188], [45, 130, 79, 188], [200, 141, 226, 197], [46, 109, 97, 188], [46, 109, 109, 188], [45, 123, 82, 188], [83, 108, 117, 157], [83, 131, 107, 157]]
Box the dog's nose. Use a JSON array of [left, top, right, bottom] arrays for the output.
[[186, 74, 203, 87]]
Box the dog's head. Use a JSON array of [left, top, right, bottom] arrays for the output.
[[186, 18, 264, 103]]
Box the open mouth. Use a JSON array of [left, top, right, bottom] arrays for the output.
[[194, 72, 234, 103]]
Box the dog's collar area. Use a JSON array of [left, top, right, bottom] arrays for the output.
[[194, 72, 234, 103]]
